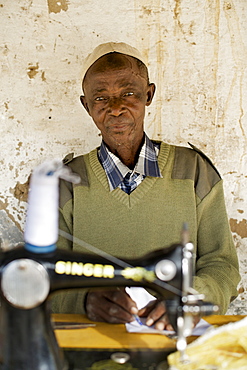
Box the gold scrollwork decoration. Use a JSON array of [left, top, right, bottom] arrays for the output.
[[121, 267, 155, 282]]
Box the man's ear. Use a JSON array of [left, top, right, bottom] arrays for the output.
[[80, 95, 91, 116], [146, 83, 156, 106]]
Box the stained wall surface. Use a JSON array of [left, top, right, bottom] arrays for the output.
[[0, 0, 246, 313]]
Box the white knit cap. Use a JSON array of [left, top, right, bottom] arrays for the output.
[[81, 42, 147, 83]]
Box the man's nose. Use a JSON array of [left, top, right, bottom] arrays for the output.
[[107, 97, 124, 116]]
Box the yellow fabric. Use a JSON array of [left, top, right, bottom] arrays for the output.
[[168, 316, 247, 370]]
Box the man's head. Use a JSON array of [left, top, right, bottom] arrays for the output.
[[81, 42, 149, 89], [80, 42, 155, 153]]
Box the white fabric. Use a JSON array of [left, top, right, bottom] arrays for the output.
[[81, 41, 148, 83]]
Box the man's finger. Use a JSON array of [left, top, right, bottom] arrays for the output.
[[106, 288, 139, 314], [141, 300, 166, 322], [153, 315, 174, 331], [86, 289, 137, 323]]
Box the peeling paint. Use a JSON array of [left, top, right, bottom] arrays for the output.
[[238, 286, 244, 294], [0, 210, 23, 250], [41, 71, 46, 82], [13, 179, 30, 203], [16, 142, 23, 151], [27, 63, 39, 79], [0, 200, 22, 231], [142, 6, 152, 16], [47, 0, 69, 14], [173, 0, 181, 26], [237, 209, 244, 214], [230, 219, 247, 239], [223, 0, 247, 138]]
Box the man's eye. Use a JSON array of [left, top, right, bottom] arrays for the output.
[[123, 92, 134, 97], [95, 97, 106, 101]]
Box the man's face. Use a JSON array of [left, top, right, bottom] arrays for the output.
[[81, 54, 155, 151]]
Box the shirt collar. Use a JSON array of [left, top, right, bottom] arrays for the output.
[[98, 134, 162, 191]]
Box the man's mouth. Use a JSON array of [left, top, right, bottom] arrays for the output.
[[107, 120, 132, 131]]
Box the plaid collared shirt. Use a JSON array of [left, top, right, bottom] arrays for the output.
[[98, 134, 162, 194]]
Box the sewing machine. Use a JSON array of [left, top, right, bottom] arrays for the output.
[[0, 160, 217, 369]]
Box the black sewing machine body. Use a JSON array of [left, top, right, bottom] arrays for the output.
[[0, 160, 217, 369], [0, 243, 184, 370]]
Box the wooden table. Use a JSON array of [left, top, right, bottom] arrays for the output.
[[53, 314, 245, 369]]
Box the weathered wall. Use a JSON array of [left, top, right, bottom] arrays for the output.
[[0, 0, 246, 313]]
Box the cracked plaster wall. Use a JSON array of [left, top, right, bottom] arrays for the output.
[[0, 0, 247, 313]]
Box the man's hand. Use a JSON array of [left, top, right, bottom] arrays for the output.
[[85, 288, 138, 324], [138, 299, 200, 331], [138, 299, 174, 331]]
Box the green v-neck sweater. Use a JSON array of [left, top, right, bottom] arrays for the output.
[[52, 142, 240, 315]]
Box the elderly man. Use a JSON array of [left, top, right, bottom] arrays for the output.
[[52, 42, 240, 330]]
